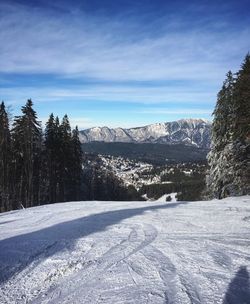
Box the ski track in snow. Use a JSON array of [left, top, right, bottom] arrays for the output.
[[0, 197, 250, 304]]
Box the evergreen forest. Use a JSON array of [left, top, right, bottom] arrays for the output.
[[207, 54, 250, 198], [0, 100, 139, 213]]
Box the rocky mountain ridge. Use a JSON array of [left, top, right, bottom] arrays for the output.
[[79, 118, 211, 148]]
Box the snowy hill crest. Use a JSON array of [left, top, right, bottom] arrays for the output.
[[80, 119, 211, 148]]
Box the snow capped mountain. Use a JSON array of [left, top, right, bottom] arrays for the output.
[[80, 119, 211, 148]]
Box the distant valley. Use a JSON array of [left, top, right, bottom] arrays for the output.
[[81, 119, 210, 199], [82, 138, 209, 201], [83, 142, 209, 165]]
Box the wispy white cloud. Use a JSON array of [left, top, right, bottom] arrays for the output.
[[39, 115, 149, 130], [140, 108, 212, 115], [1, 84, 216, 105], [1, 1, 249, 128], [0, 2, 249, 83]]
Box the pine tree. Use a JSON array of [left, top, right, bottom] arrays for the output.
[[58, 115, 72, 201], [230, 54, 250, 194], [207, 72, 235, 198], [53, 116, 62, 202], [213, 71, 235, 148], [0, 102, 12, 212], [233, 54, 250, 141], [44, 113, 57, 203], [12, 99, 42, 208], [70, 126, 83, 200]]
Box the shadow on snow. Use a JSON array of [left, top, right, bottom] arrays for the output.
[[223, 266, 250, 304], [0, 201, 188, 284]]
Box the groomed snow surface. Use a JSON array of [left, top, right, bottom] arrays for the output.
[[0, 196, 250, 304]]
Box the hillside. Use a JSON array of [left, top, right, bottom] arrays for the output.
[[0, 196, 249, 303], [80, 119, 211, 148]]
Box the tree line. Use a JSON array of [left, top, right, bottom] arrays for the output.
[[0, 99, 142, 213], [207, 54, 250, 198], [0, 99, 83, 212]]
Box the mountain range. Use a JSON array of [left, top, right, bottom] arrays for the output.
[[79, 119, 211, 148]]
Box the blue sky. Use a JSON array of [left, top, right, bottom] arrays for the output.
[[1, 0, 250, 129]]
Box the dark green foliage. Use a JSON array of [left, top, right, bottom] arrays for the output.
[[0, 102, 12, 212], [140, 183, 177, 199], [212, 71, 234, 150], [0, 101, 85, 212], [70, 126, 83, 201], [11, 99, 43, 208], [44, 113, 57, 203], [176, 180, 205, 201], [207, 54, 250, 198], [140, 162, 207, 201], [58, 115, 72, 201], [140, 180, 205, 201], [233, 54, 250, 141], [44, 115, 83, 203]]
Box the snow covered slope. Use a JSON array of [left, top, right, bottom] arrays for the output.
[[0, 197, 250, 304], [80, 119, 211, 148]]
